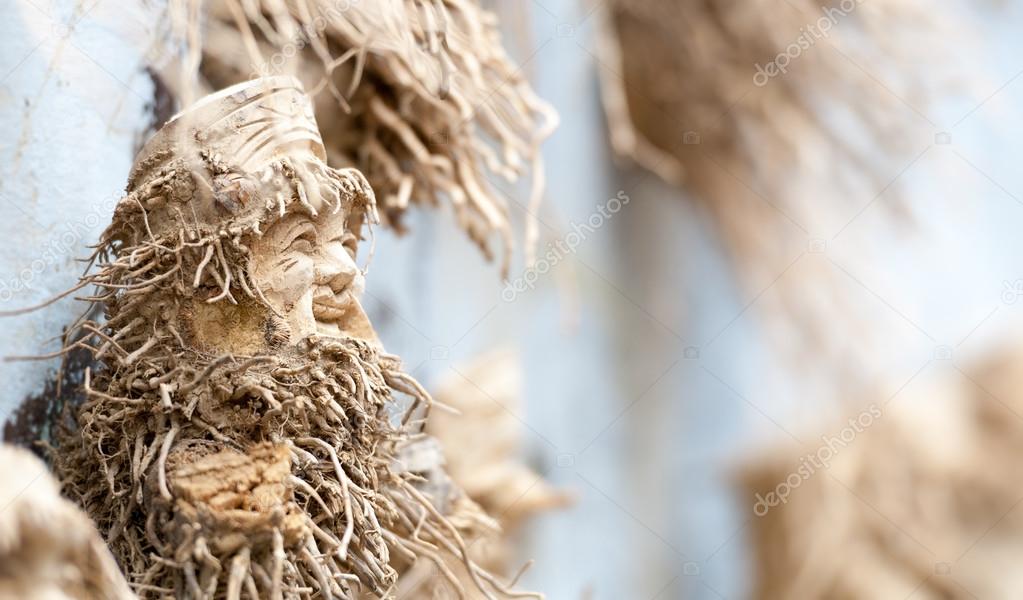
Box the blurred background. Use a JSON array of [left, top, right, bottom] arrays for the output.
[[4, 0, 1023, 598]]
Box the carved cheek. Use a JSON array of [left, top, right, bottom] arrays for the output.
[[263, 253, 316, 310]]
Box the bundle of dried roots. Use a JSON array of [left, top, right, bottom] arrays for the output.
[[429, 349, 570, 532], [598, 0, 948, 368], [394, 350, 571, 597], [160, 0, 557, 274], [600, 0, 939, 248], [741, 347, 1023, 599], [0, 444, 135, 600]]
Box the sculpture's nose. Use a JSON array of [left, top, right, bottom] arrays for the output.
[[315, 242, 359, 292]]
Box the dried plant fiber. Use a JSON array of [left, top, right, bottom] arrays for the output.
[[599, 0, 936, 239], [598, 0, 948, 372], [740, 347, 1023, 599], [159, 0, 557, 275], [392, 350, 571, 597], [428, 349, 570, 532]]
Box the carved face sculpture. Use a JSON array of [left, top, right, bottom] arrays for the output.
[[249, 199, 376, 343], [121, 77, 379, 351], [65, 78, 509, 599]]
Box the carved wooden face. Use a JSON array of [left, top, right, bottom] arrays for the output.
[[250, 206, 376, 344]]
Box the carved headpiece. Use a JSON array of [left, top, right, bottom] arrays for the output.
[[116, 76, 375, 243]]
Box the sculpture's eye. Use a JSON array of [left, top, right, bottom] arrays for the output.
[[286, 223, 317, 254]]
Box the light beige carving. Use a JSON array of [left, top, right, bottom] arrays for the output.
[[0, 444, 135, 600], [55, 77, 540, 599], [126, 76, 377, 352], [162, 442, 308, 556]]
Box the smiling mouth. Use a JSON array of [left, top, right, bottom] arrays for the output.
[[313, 301, 352, 320], [309, 282, 377, 343], [311, 286, 359, 321]]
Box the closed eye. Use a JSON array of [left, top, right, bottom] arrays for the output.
[[285, 222, 318, 253]]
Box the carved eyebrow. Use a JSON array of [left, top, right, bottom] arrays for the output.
[[283, 220, 317, 246]]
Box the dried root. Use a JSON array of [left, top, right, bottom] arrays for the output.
[[428, 349, 570, 533], [159, 0, 557, 274], [404, 350, 571, 599], [600, 0, 941, 240]]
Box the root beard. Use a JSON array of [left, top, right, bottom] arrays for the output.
[[55, 333, 529, 599]]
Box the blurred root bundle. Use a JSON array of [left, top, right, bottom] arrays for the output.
[[163, 0, 557, 274], [394, 350, 570, 597], [741, 347, 1023, 599], [600, 0, 939, 251], [599, 0, 947, 365], [0, 444, 135, 600], [428, 350, 569, 533]]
